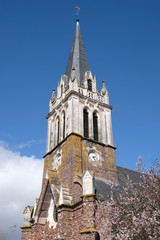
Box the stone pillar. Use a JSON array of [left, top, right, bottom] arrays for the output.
[[21, 226, 31, 240], [57, 205, 72, 240], [80, 170, 99, 239], [80, 194, 98, 240], [106, 111, 113, 145], [106, 146, 118, 183]]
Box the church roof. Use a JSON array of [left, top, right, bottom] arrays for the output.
[[116, 166, 141, 186], [65, 20, 90, 86], [95, 166, 141, 200], [77, 166, 141, 200]]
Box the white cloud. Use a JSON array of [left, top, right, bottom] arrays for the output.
[[0, 140, 8, 148], [0, 141, 43, 240], [16, 139, 45, 149]]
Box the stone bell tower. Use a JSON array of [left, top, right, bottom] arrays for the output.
[[21, 18, 117, 240]]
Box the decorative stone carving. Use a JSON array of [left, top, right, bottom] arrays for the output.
[[52, 150, 62, 170], [23, 206, 34, 226], [82, 170, 94, 195], [59, 184, 72, 205], [101, 79, 106, 95], [71, 67, 77, 82], [47, 198, 57, 228]]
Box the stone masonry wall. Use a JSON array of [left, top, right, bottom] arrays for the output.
[[21, 134, 117, 240], [81, 138, 117, 182]]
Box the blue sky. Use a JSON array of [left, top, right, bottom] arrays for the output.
[[0, 0, 160, 239]]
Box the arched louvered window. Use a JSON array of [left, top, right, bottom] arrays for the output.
[[57, 117, 60, 144], [87, 79, 92, 91], [63, 112, 65, 139], [93, 112, 98, 141], [83, 109, 89, 138]]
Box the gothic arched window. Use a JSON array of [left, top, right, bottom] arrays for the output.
[[62, 111, 65, 139], [87, 79, 92, 91], [93, 112, 98, 141], [83, 108, 89, 138], [57, 117, 60, 144]]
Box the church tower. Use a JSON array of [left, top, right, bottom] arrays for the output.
[[21, 18, 117, 240]]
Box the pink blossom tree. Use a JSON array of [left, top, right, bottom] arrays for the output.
[[96, 158, 160, 240]]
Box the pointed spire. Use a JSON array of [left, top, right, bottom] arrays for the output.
[[65, 20, 90, 86]]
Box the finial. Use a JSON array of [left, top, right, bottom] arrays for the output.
[[75, 6, 80, 21], [71, 67, 77, 82], [101, 79, 107, 95], [51, 88, 56, 103]]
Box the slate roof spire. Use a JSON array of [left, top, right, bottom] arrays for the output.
[[65, 19, 90, 86]]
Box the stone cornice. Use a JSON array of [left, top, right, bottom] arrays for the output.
[[80, 228, 97, 234], [82, 137, 117, 149], [43, 132, 116, 158], [43, 132, 82, 158], [46, 90, 113, 119], [58, 200, 83, 210], [20, 225, 31, 229]]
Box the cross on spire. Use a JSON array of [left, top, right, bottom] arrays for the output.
[[75, 6, 80, 20]]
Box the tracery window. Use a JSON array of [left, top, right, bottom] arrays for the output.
[[93, 112, 98, 141], [83, 108, 89, 138]]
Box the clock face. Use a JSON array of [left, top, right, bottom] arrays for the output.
[[56, 154, 62, 167], [89, 152, 97, 162], [52, 152, 62, 170]]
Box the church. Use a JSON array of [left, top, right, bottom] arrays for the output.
[[21, 16, 140, 240]]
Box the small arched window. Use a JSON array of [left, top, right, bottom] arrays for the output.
[[63, 112, 65, 139], [83, 109, 89, 138], [93, 112, 98, 141], [87, 79, 92, 91], [57, 117, 60, 144]]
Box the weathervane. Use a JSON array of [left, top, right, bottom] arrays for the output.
[[75, 6, 80, 20]]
